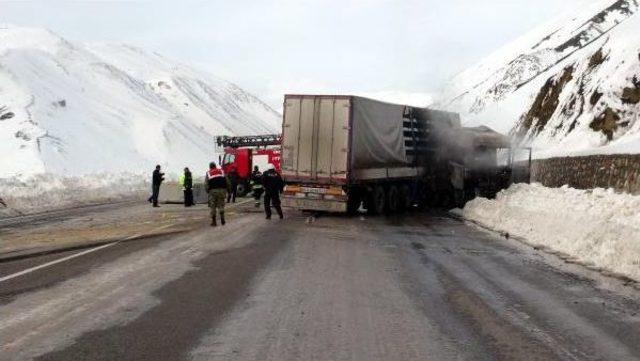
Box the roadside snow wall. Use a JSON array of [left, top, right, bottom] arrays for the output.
[[0, 173, 149, 218], [463, 183, 640, 282]]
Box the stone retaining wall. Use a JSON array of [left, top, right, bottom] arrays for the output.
[[529, 154, 640, 194]]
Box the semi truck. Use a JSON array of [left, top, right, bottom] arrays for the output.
[[280, 95, 461, 214], [280, 94, 531, 214]]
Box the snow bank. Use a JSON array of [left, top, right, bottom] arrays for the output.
[[463, 183, 640, 282], [0, 173, 149, 217]]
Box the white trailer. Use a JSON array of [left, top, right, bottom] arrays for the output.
[[280, 95, 460, 214]]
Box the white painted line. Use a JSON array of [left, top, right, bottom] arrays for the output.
[[121, 223, 174, 241], [0, 242, 119, 283], [0, 223, 180, 283], [0, 204, 249, 283]]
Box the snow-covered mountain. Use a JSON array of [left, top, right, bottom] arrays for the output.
[[0, 26, 281, 178], [437, 0, 640, 158]]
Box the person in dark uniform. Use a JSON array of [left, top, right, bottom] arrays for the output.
[[226, 166, 239, 203], [250, 166, 263, 207], [148, 165, 165, 208], [262, 164, 284, 220], [183, 167, 195, 207]]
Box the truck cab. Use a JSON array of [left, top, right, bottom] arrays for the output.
[[216, 135, 282, 196], [443, 126, 532, 207]]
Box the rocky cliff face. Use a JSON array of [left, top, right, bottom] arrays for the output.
[[437, 0, 640, 158]]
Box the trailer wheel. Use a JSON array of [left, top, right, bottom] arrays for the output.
[[387, 185, 399, 214], [367, 186, 386, 215], [439, 189, 454, 209], [399, 184, 411, 212], [236, 182, 249, 197], [454, 189, 465, 208], [415, 184, 430, 210], [347, 192, 361, 215]]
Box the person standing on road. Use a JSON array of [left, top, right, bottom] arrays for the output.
[[250, 166, 263, 208], [148, 165, 165, 208], [205, 162, 227, 226], [262, 164, 284, 220], [226, 165, 239, 204], [182, 167, 195, 207]]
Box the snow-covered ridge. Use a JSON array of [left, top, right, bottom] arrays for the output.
[[0, 26, 281, 178], [437, 0, 640, 158]]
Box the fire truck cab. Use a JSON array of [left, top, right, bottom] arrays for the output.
[[216, 134, 282, 196]]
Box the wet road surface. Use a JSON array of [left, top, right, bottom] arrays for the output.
[[1, 205, 639, 360]]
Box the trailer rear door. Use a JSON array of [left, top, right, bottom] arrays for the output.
[[282, 95, 350, 184]]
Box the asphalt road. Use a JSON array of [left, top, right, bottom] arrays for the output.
[[1, 204, 639, 361]]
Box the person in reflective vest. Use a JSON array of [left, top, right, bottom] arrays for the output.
[[205, 162, 227, 226], [182, 167, 195, 207]]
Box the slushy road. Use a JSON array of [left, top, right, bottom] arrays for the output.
[[1, 204, 639, 360]]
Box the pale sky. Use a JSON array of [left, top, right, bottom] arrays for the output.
[[1, 0, 592, 109]]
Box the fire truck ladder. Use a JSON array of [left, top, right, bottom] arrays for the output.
[[216, 134, 282, 148]]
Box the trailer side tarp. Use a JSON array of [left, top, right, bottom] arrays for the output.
[[351, 97, 408, 169]]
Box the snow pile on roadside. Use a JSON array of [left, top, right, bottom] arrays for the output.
[[463, 183, 640, 282], [0, 173, 149, 217]]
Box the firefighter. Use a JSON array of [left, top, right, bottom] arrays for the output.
[[262, 164, 284, 220], [205, 162, 227, 226], [148, 165, 165, 208], [226, 165, 239, 204], [250, 165, 263, 207], [182, 167, 195, 207]]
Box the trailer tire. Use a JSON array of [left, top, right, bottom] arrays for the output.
[[367, 186, 386, 215], [415, 184, 430, 210], [399, 184, 411, 212], [236, 182, 249, 197], [454, 189, 465, 208], [439, 189, 454, 209], [387, 185, 399, 214], [347, 192, 361, 215]]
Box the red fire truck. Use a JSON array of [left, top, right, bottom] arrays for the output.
[[216, 134, 282, 196]]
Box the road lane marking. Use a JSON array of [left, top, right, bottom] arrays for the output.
[[0, 242, 119, 283], [0, 200, 254, 283], [0, 223, 180, 283]]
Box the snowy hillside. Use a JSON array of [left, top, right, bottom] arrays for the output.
[[0, 26, 281, 178], [437, 0, 640, 158]]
